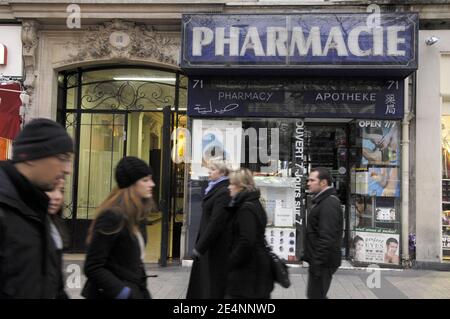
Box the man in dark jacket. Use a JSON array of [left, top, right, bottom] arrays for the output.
[[0, 118, 73, 298], [304, 167, 343, 299]]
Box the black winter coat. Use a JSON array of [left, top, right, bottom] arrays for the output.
[[304, 187, 343, 269], [226, 190, 273, 299], [186, 179, 232, 299], [82, 209, 150, 299], [0, 161, 63, 299]]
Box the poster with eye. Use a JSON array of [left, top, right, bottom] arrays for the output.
[[265, 227, 296, 261], [191, 119, 242, 180], [352, 228, 400, 265]]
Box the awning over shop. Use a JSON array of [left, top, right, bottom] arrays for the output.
[[0, 82, 21, 140]]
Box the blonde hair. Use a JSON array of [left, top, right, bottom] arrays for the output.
[[207, 159, 230, 176], [86, 186, 153, 244], [229, 168, 257, 192]]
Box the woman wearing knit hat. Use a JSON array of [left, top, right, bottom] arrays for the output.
[[82, 156, 155, 299]]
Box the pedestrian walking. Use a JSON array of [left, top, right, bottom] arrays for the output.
[[225, 168, 273, 299], [82, 156, 155, 299], [186, 160, 232, 299], [304, 167, 343, 299], [0, 118, 73, 298], [45, 178, 70, 299]]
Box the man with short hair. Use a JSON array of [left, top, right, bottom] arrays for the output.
[[0, 118, 73, 298], [304, 167, 343, 299], [384, 238, 399, 264]]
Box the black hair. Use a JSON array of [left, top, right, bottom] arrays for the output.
[[386, 238, 398, 246], [310, 167, 332, 186], [352, 235, 364, 248]]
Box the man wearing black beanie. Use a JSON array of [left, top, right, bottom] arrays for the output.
[[0, 118, 74, 298]]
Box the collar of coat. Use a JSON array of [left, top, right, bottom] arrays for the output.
[[311, 186, 337, 204], [229, 189, 261, 208], [0, 160, 49, 223], [203, 178, 229, 201]]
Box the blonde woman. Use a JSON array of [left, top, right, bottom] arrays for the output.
[[82, 156, 155, 299], [187, 159, 232, 299], [226, 168, 273, 299]]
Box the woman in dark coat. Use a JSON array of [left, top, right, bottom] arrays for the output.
[[226, 168, 274, 299], [186, 160, 232, 299], [45, 178, 70, 299], [82, 156, 154, 299]]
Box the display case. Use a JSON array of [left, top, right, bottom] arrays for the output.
[[255, 176, 295, 226], [255, 176, 297, 261], [442, 180, 450, 261], [441, 116, 450, 261], [349, 120, 401, 265]]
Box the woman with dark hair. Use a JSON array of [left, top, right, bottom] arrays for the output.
[[82, 156, 155, 299], [46, 178, 70, 299], [352, 235, 365, 262]]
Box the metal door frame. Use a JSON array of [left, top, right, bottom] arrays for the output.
[[303, 122, 352, 259]]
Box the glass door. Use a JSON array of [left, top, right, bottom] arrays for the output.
[[304, 124, 350, 258], [67, 112, 127, 251]]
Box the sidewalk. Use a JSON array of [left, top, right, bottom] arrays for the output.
[[64, 258, 450, 299]]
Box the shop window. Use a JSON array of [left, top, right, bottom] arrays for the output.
[[187, 118, 302, 261], [187, 118, 402, 264], [349, 120, 401, 266], [442, 115, 450, 261]]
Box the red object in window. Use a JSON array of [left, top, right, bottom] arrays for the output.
[[0, 82, 21, 140], [0, 137, 11, 160]]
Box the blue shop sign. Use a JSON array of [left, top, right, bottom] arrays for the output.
[[181, 14, 417, 76], [188, 77, 404, 119]]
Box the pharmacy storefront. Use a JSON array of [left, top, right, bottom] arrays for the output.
[[181, 13, 417, 266]]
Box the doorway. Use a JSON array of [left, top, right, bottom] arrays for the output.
[[57, 66, 188, 264], [304, 123, 351, 258]]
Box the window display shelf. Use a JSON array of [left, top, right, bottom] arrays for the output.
[[254, 176, 297, 228]]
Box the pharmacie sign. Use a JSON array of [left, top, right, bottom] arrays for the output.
[[181, 13, 418, 74]]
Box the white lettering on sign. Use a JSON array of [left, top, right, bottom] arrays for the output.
[[359, 120, 382, 128], [218, 91, 274, 102], [294, 120, 305, 226], [192, 26, 407, 58], [315, 92, 377, 102], [0, 44, 7, 65]]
